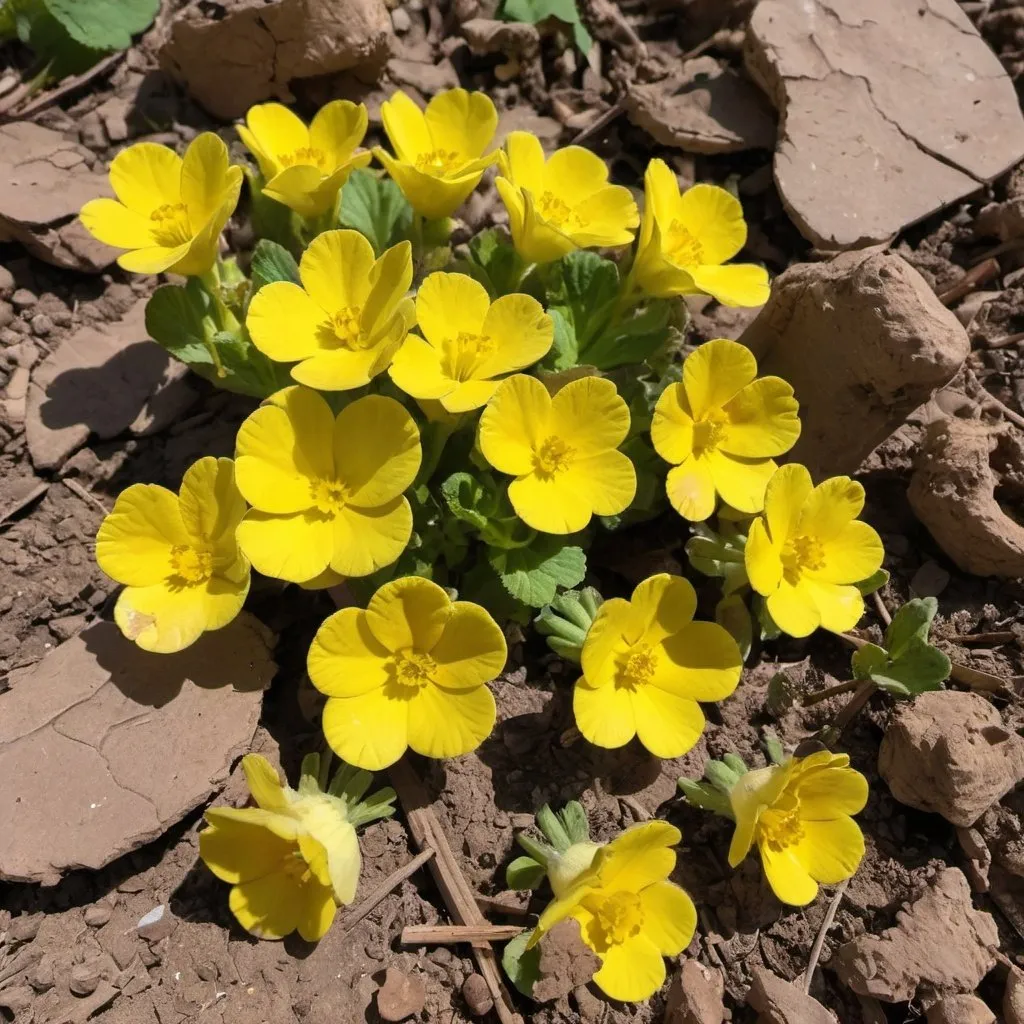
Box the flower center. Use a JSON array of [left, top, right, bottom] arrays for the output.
[[310, 478, 349, 516], [169, 545, 212, 585], [533, 435, 575, 477], [535, 190, 578, 230], [280, 850, 315, 884], [329, 306, 364, 349], [149, 202, 191, 247], [444, 330, 495, 381], [584, 890, 644, 952], [415, 148, 462, 177], [280, 145, 328, 170], [759, 806, 805, 853], [692, 414, 727, 457], [391, 648, 437, 693], [619, 644, 657, 689], [664, 220, 704, 268], [781, 534, 826, 584]]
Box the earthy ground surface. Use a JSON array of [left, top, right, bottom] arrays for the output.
[[3, 0, 1024, 1022]]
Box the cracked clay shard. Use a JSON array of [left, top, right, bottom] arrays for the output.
[[0, 617, 275, 885], [744, 0, 1024, 249]]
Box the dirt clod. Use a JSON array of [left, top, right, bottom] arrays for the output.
[[745, 967, 837, 1023], [534, 918, 600, 1003], [665, 960, 726, 1024], [926, 994, 996, 1024], [69, 962, 103, 997], [376, 966, 427, 1022], [83, 905, 112, 929], [1005, 968, 1024, 1024], [835, 868, 999, 1004], [879, 691, 1024, 826], [740, 248, 969, 477], [745, 0, 1024, 248], [461, 973, 493, 1017]]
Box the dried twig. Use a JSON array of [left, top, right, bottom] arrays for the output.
[[401, 924, 524, 945], [832, 681, 877, 736], [938, 258, 1001, 306], [389, 759, 523, 1024], [979, 390, 1024, 431], [6, 52, 125, 122], [803, 878, 848, 992], [871, 591, 892, 627], [802, 679, 859, 707], [985, 330, 1024, 350], [338, 847, 435, 935], [571, 100, 625, 145], [62, 478, 110, 515]]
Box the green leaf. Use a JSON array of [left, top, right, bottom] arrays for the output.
[[885, 597, 938, 660], [499, 0, 592, 53], [440, 472, 491, 532], [250, 239, 300, 293], [855, 567, 890, 596], [875, 638, 951, 696], [851, 642, 889, 681], [145, 281, 213, 367], [557, 801, 590, 844], [765, 671, 796, 716], [543, 308, 578, 371], [549, 251, 618, 348], [339, 169, 413, 256], [44, 0, 157, 49], [464, 228, 525, 298], [506, 856, 547, 891], [584, 301, 676, 371], [716, 595, 752, 662], [502, 931, 540, 999], [535, 804, 572, 852], [489, 537, 586, 608]]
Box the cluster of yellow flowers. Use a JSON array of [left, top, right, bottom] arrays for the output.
[[82, 86, 879, 996]]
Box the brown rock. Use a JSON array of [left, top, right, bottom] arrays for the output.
[[746, 968, 837, 1023], [909, 418, 1024, 578], [0, 985, 33, 1015], [136, 905, 177, 943], [0, 617, 274, 884], [879, 691, 1024, 826], [926, 994, 996, 1024], [625, 57, 776, 154], [160, 0, 392, 120], [745, 0, 1024, 249], [70, 962, 103, 997], [534, 918, 600, 1003], [8, 914, 41, 944], [740, 248, 968, 477], [665, 960, 725, 1024], [376, 967, 426, 1022], [461, 974, 492, 1017], [1005, 967, 1024, 1024], [0, 122, 118, 271], [84, 904, 113, 928], [835, 868, 998, 1003]]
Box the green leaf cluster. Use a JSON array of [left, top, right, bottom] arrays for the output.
[[498, 0, 593, 54], [677, 753, 749, 819], [534, 587, 603, 662], [339, 169, 414, 256]]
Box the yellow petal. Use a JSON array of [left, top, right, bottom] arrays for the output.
[[494, 176, 527, 246], [705, 449, 776, 515], [424, 88, 498, 159], [638, 881, 697, 956], [572, 450, 637, 517], [300, 229, 374, 312], [375, 147, 483, 219], [241, 754, 290, 813], [442, 379, 499, 412], [180, 132, 234, 227], [802, 579, 865, 634], [592, 820, 680, 892], [591, 933, 666, 1003], [514, 186, 577, 264], [416, 271, 490, 348], [665, 458, 717, 522], [364, 575, 453, 653], [720, 376, 801, 458], [389, 334, 453, 401], [631, 684, 706, 759], [571, 185, 639, 247], [306, 817, 361, 906], [650, 382, 695, 465], [381, 91, 432, 162], [501, 131, 546, 192], [643, 158, 679, 229], [235, 387, 334, 513], [292, 348, 387, 391], [407, 681, 496, 758], [766, 579, 821, 638], [333, 395, 421, 506], [478, 374, 551, 476], [580, 597, 640, 687], [797, 767, 869, 819], [308, 607, 392, 697], [245, 103, 309, 165], [508, 472, 591, 534], [573, 677, 636, 749], [96, 483, 185, 586], [798, 476, 866, 541], [630, 574, 696, 646], [172, 180, 239, 277], [263, 164, 333, 217], [309, 100, 368, 168], [764, 463, 813, 545], [657, 621, 742, 700], [548, 376, 630, 458], [247, 281, 328, 363], [114, 579, 237, 654], [236, 509, 333, 583], [545, 145, 611, 197], [178, 456, 246, 560], [431, 601, 507, 690], [295, 878, 339, 942], [676, 183, 747, 264], [792, 817, 865, 885], [759, 841, 819, 906], [744, 517, 783, 596], [199, 810, 297, 884], [726, 765, 789, 867], [814, 520, 884, 586], [109, 142, 182, 214], [683, 338, 756, 420], [362, 241, 414, 341], [229, 872, 302, 939], [323, 689, 409, 770], [79, 198, 155, 249], [118, 243, 190, 275], [328, 498, 412, 577], [478, 292, 553, 378], [688, 263, 770, 308]]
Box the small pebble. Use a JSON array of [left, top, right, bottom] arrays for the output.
[[911, 560, 951, 599], [377, 967, 426, 1022], [30, 313, 52, 336], [8, 914, 41, 944], [69, 962, 102, 997], [0, 300, 13, 328], [0, 264, 13, 297], [462, 974, 492, 1017], [137, 904, 176, 943], [84, 904, 112, 928], [29, 960, 54, 992], [391, 7, 411, 31], [11, 288, 36, 309], [196, 961, 219, 981]]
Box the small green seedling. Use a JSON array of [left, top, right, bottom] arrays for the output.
[[534, 587, 603, 662]]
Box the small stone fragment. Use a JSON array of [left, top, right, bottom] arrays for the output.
[[665, 959, 726, 1024], [29, 959, 54, 992], [534, 918, 600, 1003], [746, 968, 837, 1023], [740, 248, 969, 477], [0, 985, 33, 1015], [461, 974, 492, 1017], [84, 904, 112, 928], [69, 962, 102, 996], [136, 905, 176, 943], [8, 913, 41, 944], [835, 868, 998, 1003], [12, 288, 36, 309], [926, 994, 996, 1024], [1005, 967, 1024, 1024], [376, 967, 426, 1022], [910, 561, 950, 599], [879, 691, 1024, 827]]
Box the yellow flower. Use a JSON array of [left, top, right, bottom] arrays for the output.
[[389, 272, 553, 412], [631, 159, 769, 306], [574, 574, 741, 758], [247, 230, 414, 391], [308, 576, 506, 770], [528, 821, 696, 1002], [495, 132, 639, 265], [237, 101, 372, 218], [234, 387, 421, 583], [651, 339, 800, 521], [478, 374, 636, 534], [745, 464, 885, 638], [728, 752, 868, 906], [80, 133, 242, 276], [96, 457, 249, 654], [374, 89, 497, 219]]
